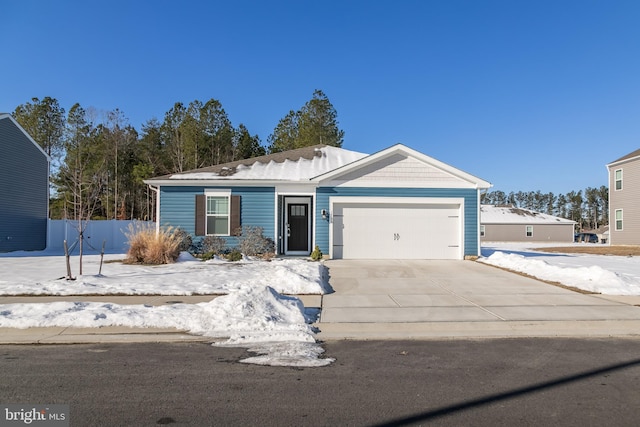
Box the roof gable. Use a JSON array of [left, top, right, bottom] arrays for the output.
[[315, 144, 491, 189], [608, 148, 640, 167], [0, 114, 50, 161]]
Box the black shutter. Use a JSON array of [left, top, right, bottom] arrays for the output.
[[195, 194, 205, 236], [230, 195, 241, 236]]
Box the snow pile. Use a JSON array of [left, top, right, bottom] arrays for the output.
[[0, 252, 334, 367], [479, 247, 640, 295], [0, 286, 333, 367]]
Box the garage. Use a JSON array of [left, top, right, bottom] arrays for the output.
[[330, 198, 463, 260]]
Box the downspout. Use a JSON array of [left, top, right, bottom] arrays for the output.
[[147, 184, 160, 234], [46, 154, 51, 250], [477, 187, 489, 258]]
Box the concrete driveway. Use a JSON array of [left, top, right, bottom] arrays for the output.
[[316, 260, 640, 339]]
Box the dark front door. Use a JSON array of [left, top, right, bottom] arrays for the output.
[[287, 203, 309, 252]]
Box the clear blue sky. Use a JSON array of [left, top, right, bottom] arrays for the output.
[[2, 0, 639, 195]]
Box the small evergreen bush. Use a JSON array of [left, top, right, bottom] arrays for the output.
[[310, 245, 323, 261], [226, 248, 243, 262]]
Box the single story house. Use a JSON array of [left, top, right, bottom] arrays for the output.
[[480, 205, 576, 243], [0, 113, 50, 252], [606, 148, 640, 245], [145, 144, 491, 259]]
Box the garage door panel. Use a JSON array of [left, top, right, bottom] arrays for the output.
[[333, 203, 461, 260]]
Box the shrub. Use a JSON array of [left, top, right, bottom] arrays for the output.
[[200, 251, 217, 261], [236, 226, 275, 256], [226, 248, 243, 262], [200, 235, 227, 255], [124, 224, 181, 265], [310, 245, 323, 261], [173, 227, 192, 252]]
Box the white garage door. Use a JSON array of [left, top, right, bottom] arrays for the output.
[[332, 202, 462, 259]]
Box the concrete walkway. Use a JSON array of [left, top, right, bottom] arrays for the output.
[[0, 295, 321, 344], [1, 260, 640, 343], [314, 260, 640, 340]]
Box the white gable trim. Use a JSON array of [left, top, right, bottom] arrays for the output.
[[313, 144, 491, 189], [0, 114, 51, 161]]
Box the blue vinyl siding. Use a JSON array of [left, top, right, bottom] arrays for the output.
[[160, 186, 275, 248], [0, 117, 49, 252], [315, 187, 479, 257]]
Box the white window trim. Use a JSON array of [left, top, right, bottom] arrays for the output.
[[615, 209, 623, 231], [615, 169, 623, 191], [480, 225, 485, 237], [205, 189, 231, 236], [526, 225, 533, 237]]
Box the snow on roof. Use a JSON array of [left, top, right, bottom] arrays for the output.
[[481, 205, 576, 224], [167, 145, 367, 181]]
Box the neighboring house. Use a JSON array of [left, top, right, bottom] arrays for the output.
[[145, 144, 491, 260], [480, 205, 576, 243], [0, 113, 50, 252], [607, 149, 640, 245]]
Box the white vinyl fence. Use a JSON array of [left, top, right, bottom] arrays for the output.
[[47, 220, 155, 254]]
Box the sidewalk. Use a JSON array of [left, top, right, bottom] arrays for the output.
[[1, 292, 639, 344], [0, 294, 323, 344]]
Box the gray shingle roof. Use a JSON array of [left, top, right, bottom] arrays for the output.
[[609, 148, 640, 165]]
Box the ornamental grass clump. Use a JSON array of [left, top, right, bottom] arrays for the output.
[[125, 224, 181, 265]]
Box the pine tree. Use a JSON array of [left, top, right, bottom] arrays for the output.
[[12, 96, 66, 160], [268, 90, 344, 153]]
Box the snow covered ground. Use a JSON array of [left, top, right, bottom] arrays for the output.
[[2, 243, 640, 367], [0, 251, 333, 367], [0, 251, 329, 296], [480, 243, 640, 295]]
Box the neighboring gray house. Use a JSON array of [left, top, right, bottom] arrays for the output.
[[480, 205, 576, 243], [0, 114, 50, 252], [146, 144, 491, 260], [607, 149, 640, 245]]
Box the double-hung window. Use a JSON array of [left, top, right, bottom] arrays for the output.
[[526, 225, 533, 237], [615, 209, 623, 231], [480, 225, 485, 237], [206, 192, 230, 236], [615, 169, 623, 191], [195, 191, 239, 237]]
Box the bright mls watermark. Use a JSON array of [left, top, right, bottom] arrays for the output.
[[1, 405, 69, 426]]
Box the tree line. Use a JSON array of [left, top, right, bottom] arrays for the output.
[[481, 187, 609, 231], [12, 90, 344, 221], [13, 94, 611, 231]]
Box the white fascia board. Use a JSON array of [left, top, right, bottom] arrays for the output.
[[607, 156, 640, 168], [275, 183, 318, 194], [313, 143, 492, 189]]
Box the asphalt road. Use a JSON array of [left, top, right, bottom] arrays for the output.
[[2, 338, 640, 426]]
